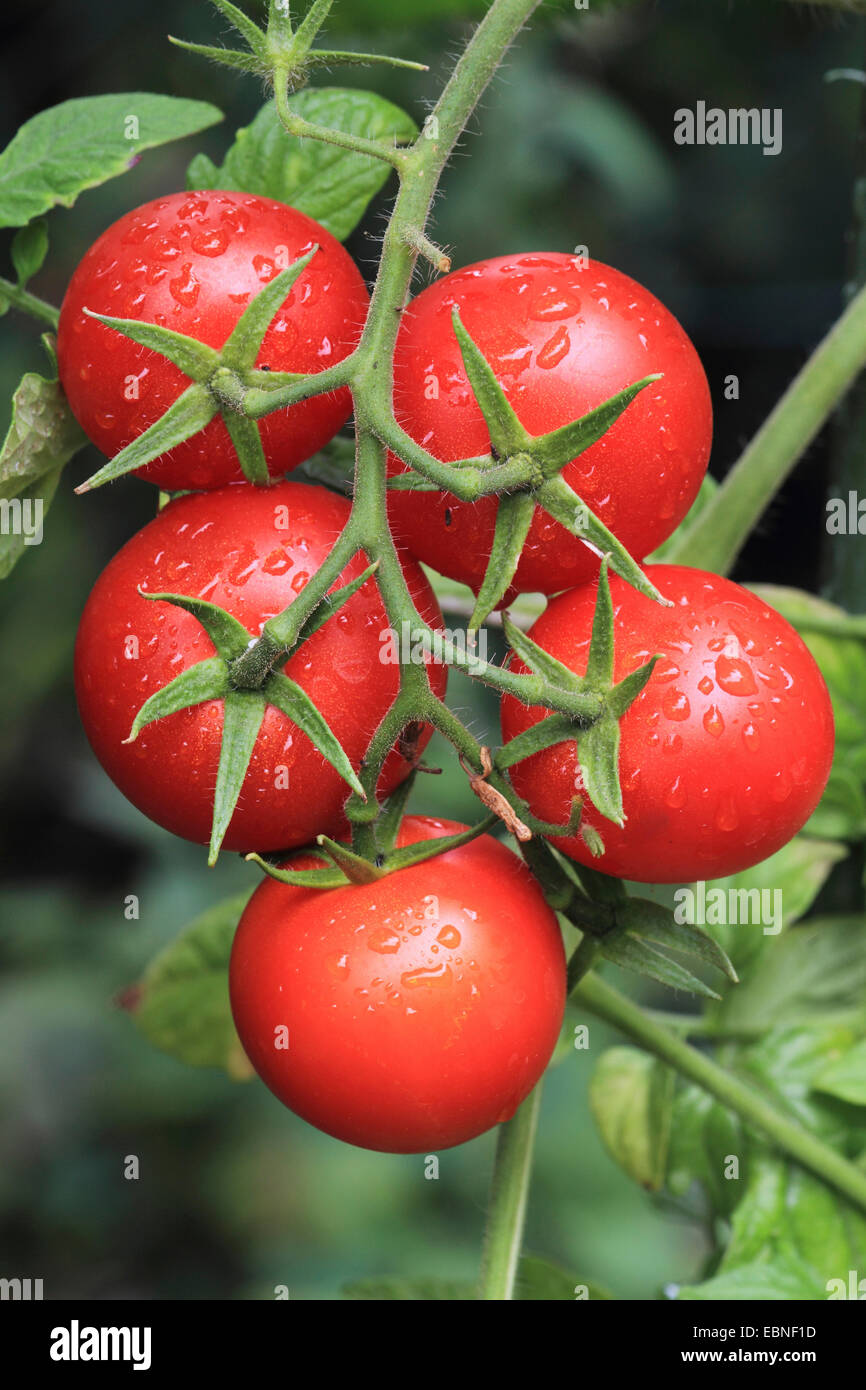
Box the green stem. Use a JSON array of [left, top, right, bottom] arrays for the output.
[[566, 934, 599, 992], [478, 1083, 543, 1301], [574, 972, 866, 1215], [0, 275, 60, 329], [668, 280, 866, 575], [273, 62, 406, 168]]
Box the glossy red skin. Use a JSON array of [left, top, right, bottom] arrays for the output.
[[501, 566, 835, 883], [75, 482, 446, 852], [58, 192, 368, 490], [387, 253, 711, 599], [229, 816, 566, 1152]]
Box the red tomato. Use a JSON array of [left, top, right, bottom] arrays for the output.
[[387, 253, 711, 598], [75, 482, 446, 852], [229, 816, 566, 1152], [501, 566, 834, 882], [58, 192, 368, 490]]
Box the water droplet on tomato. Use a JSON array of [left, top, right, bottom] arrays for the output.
[[665, 777, 687, 809], [715, 655, 758, 696]]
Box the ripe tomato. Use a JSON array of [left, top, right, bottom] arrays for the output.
[[58, 191, 368, 490], [387, 253, 711, 598], [75, 482, 446, 852], [501, 566, 834, 882], [229, 816, 566, 1152]]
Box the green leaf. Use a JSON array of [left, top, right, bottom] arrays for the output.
[[711, 915, 866, 1034], [590, 1046, 674, 1190], [131, 890, 252, 1077], [187, 89, 417, 240], [814, 1039, 866, 1105], [0, 368, 86, 578], [515, 1255, 613, 1301], [11, 218, 48, 285], [677, 1257, 824, 1301], [599, 930, 722, 999], [680, 835, 847, 981], [619, 898, 738, 983], [0, 94, 223, 227]]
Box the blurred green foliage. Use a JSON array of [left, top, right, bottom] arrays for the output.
[[1, 0, 864, 1299]]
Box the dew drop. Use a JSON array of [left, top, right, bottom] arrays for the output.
[[662, 688, 691, 721], [715, 797, 739, 832], [703, 705, 725, 738], [327, 953, 350, 980], [169, 264, 200, 307], [715, 654, 758, 697], [742, 723, 760, 751], [367, 927, 401, 955], [665, 776, 687, 809], [400, 962, 452, 989], [436, 924, 461, 949]]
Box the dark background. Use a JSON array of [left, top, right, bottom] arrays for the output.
[[0, 0, 862, 1299]]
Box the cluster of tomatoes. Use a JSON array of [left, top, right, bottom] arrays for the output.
[[61, 191, 833, 1152]]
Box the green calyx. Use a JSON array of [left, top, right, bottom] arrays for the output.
[[498, 557, 660, 830], [169, 0, 427, 96], [124, 562, 384, 865], [247, 772, 497, 889], [427, 308, 669, 633], [75, 250, 316, 493]]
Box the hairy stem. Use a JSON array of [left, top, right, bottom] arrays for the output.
[[574, 972, 866, 1215], [668, 280, 866, 575], [478, 1083, 543, 1300], [0, 275, 60, 329]]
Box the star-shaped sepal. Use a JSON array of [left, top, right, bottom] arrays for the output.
[[125, 562, 380, 865], [498, 558, 660, 848], [75, 248, 319, 493], [422, 308, 671, 632]]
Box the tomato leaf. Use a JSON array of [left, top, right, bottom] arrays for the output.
[[0, 94, 223, 227], [679, 835, 847, 982], [129, 891, 253, 1078], [813, 1038, 866, 1106], [0, 366, 87, 578], [709, 915, 866, 1034], [516, 1255, 614, 1300], [589, 1046, 674, 1190], [186, 89, 417, 241], [677, 1256, 825, 1301], [11, 217, 48, 286]]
